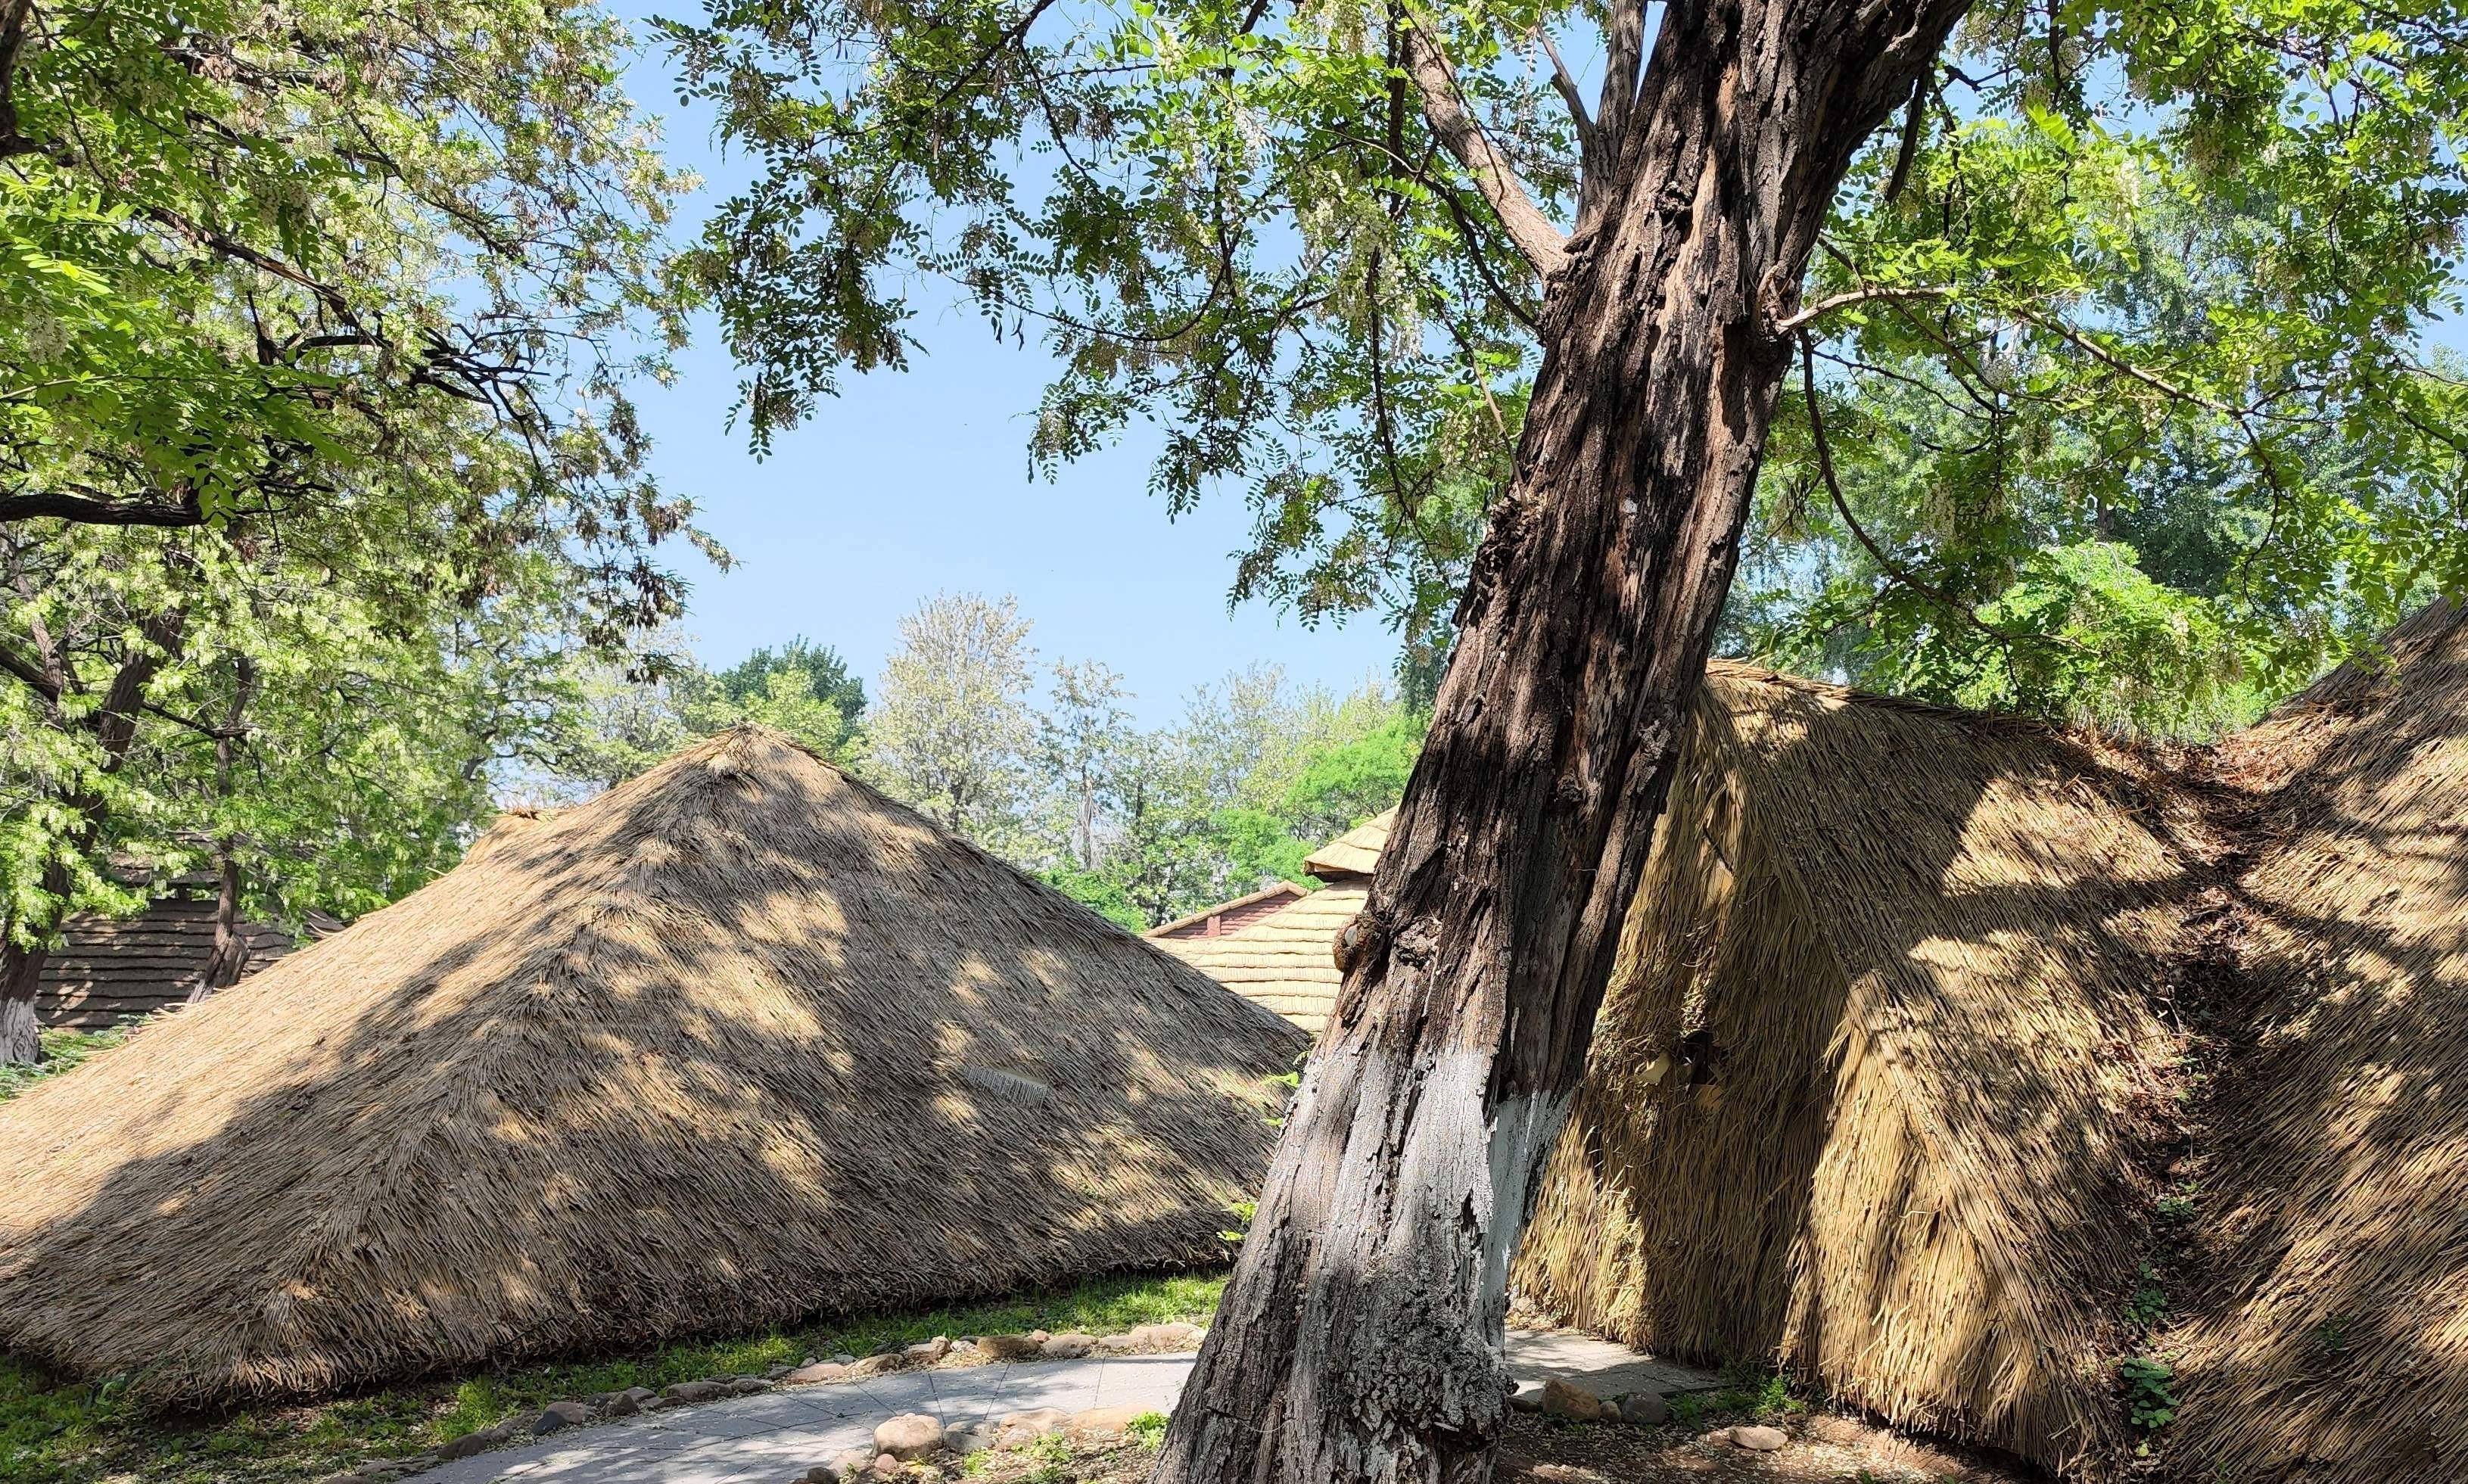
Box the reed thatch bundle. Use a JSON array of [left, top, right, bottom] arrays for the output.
[[0, 727, 1306, 1405], [2168, 598, 2468, 1484], [1512, 662, 2197, 1476]]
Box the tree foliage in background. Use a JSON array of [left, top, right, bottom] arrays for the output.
[[865, 592, 1042, 847], [1038, 662, 1426, 929], [859, 596, 1424, 929], [543, 633, 868, 795], [1732, 74, 2468, 736], [0, 0, 703, 1060], [664, 0, 2468, 742]]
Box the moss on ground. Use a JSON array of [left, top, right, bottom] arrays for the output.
[[0, 1270, 1227, 1484]]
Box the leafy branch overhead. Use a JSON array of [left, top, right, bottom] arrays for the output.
[[0, 0, 712, 1060], [671, 0, 2468, 737], [0, 0, 712, 636]]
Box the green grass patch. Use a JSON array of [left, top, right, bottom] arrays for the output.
[[0, 1025, 134, 1103], [1664, 1360, 1802, 1428], [0, 1268, 1227, 1484]]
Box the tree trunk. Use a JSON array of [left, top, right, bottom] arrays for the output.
[[1150, 5, 1968, 1484], [0, 940, 42, 1066], [192, 852, 249, 1002], [191, 655, 260, 1003]]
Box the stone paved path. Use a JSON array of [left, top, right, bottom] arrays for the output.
[[409, 1330, 1714, 1484]]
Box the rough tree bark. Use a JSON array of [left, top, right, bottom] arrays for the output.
[[0, 609, 186, 1063], [191, 655, 261, 1003], [0, 932, 45, 1067], [1151, 4, 1971, 1484]]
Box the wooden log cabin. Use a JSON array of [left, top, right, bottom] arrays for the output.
[[36, 882, 324, 1028]]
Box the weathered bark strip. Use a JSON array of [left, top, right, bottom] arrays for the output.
[[1151, 3, 1970, 1483], [0, 609, 186, 1062], [0, 938, 43, 1066]]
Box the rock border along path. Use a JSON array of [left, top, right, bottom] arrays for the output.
[[405, 1330, 1714, 1484]]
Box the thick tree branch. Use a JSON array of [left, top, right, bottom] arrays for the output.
[[1774, 282, 1956, 333], [1594, 0, 1646, 173], [0, 639, 57, 702], [1883, 76, 1928, 201], [0, 488, 204, 527], [1399, 17, 1567, 276]]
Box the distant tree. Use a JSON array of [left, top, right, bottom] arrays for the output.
[[716, 639, 867, 734], [1039, 661, 1138, 873], [541, 633, 867, 797], [867, 594, 1039, 848], [1029, 665, 1428, 928], [1280, 712, 1430, 850]]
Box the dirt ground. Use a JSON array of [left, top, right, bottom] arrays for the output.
[[1496, 1412, 2043, 1483], [960, 1410, 2043, 1484]]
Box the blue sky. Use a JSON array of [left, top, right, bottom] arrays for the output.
[[612, 17, 1400, 727], [613, 12, 2468, 724]]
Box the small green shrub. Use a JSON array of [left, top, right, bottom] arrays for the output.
[[2314, 1314, 2352, 1356], [1126, 1411, 1169, 1448], [1021, 1430, 1078, 1484], [2125, 1263, 2170, 1330], [2121, 1355, 2177, 1431]]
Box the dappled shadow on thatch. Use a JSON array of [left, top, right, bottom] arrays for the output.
[[2167, 599, 2468, 1484], [0, 728, 1305, 1406], [1515, 664, 2205, 1478]]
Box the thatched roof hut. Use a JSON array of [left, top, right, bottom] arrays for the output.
[[1512, 663, 2198, 1476], [0, 727, 1305, 1405], [2167, 599, 2468, 1484], [1147, 811, 1393, 1035]]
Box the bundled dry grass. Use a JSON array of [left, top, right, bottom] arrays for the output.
[[1514, 663, 2199, 1477], [2167, 599, 2468, 1484], [0, 727, 1305, 1406]]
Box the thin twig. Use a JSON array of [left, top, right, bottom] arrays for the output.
[[1797, 331, 2066, 668]]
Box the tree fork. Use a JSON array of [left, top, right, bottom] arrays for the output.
[[1150, 3, 1970, 1483]]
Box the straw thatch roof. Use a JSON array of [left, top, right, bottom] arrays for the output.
[[0, 726, 1306, 1405], [1513, 662, 2198, 1475], [2167, 598, 2468, 1484]]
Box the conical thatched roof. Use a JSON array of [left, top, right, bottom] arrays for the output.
[[0, 727, 1305, 1405], [1514, 662, 2198, 1475], [2168, 599, 2468, 1484]]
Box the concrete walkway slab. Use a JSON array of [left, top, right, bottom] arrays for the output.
[[408, 1331, 1716, 1484]]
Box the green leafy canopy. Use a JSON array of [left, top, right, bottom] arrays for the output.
[[665, 0, 2468, 737]]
